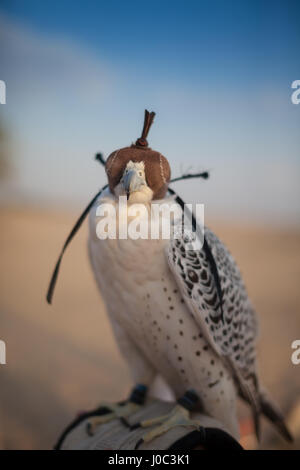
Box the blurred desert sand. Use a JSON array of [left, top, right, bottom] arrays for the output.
[[0, 206, 299, 449]]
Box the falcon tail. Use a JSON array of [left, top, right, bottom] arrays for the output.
[[240, 382, 293, 443], [259, 389, 293, 443], [228, 360, 293, 443]]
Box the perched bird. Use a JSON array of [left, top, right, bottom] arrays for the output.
[[87, 110, 292, 447]]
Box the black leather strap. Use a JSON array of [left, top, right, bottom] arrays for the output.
[[46, 184, 108, 304]]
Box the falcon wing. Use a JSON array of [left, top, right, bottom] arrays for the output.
[[166, 226, 262, 434], [166, 226, 259, 373]]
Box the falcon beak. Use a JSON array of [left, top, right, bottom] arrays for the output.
[[123, 169, 145, 200]]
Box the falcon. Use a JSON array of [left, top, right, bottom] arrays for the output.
[[86, 110, 291, 447]]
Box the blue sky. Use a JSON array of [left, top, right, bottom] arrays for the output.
[[2, 0, 299, 86], [0, 1, 299, 224]]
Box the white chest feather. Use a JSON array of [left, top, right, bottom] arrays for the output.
[[88, 194, 179, 330]]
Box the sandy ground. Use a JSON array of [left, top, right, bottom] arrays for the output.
[[0, 206, 299, 450]]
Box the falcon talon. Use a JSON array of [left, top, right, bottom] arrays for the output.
[[85, 398, 142, 435], [131, 403, 203, 447]]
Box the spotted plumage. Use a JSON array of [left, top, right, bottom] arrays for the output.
[[168, 228, 258, 368]]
